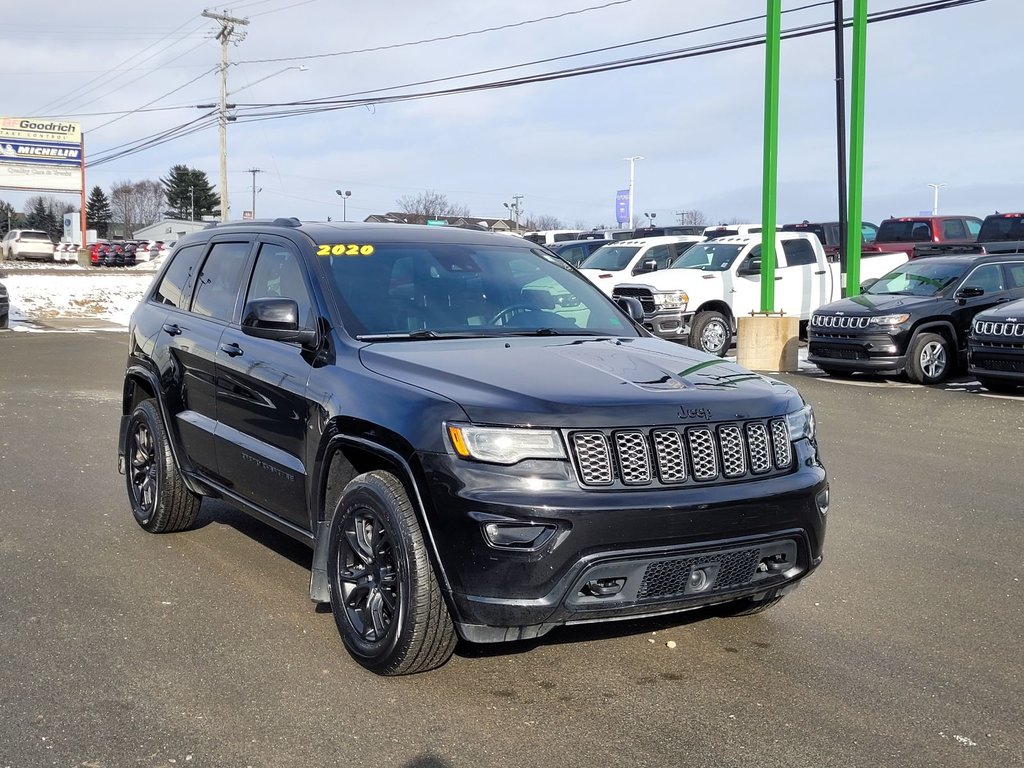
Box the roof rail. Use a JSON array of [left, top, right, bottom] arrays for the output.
[[204, 217, 302, 228]]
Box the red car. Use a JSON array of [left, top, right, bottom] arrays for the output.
[[867, 215, 982, 258]]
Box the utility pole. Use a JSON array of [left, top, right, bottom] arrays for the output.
[[202, 9, 248, 223], [504, 194, 524, 230], [189, 185, 195, 225], [248, 167, 262, 218]]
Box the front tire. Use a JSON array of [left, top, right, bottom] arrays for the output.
[[124, 399, 201, 533], [906, 332, 952, 384], [689, 310, 731, 357], [328, 471, 456, 675]]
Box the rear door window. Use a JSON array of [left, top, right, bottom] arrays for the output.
[[781, 238, 817, 266]]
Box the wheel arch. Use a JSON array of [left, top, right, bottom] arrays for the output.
[[308, 433, 455, 611], [909, 319, 959, 351], [693, 300, 735, 329]]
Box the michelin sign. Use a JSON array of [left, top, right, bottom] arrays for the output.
[[0, 118, 82, 193]]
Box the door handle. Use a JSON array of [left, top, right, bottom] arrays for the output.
[[814, 270, 826, 275], [995, 298, 1012, 304], [161, 323, 181, 336], [219, 342, 243, 358], [775, 276, 783, 281]]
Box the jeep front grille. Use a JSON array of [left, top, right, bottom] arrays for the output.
[[569, 419, 792, 488], [811, 314, 871, 329], [974, 320, 1024, 337]]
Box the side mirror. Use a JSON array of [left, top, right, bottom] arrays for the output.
[[954, 286, 984, 303], [859, 278, 878, 292], [737, 257, 761, 277], [615, 296, 645, 323], [633, 258, 658, 275], [242, 298, 317, 345]]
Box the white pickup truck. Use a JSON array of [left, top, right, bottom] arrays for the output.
[[612, 232, 909, 356]]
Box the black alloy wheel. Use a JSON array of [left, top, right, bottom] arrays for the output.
[[336, 507, 400, 644], [124, 399, 201, 533], [328, 471, 456, 675]]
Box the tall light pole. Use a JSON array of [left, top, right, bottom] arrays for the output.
[[927, 183, 946, 216], [248, 168, 262, 218], [503, 194, 523, 231], [624, 155, 644, 226], [336, 189, 352, 221]]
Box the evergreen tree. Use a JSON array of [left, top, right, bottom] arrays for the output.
[[25, 197, 48, 231], [162, 165, 220, 220], [86, 185, 113, 238]]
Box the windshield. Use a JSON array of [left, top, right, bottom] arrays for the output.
[[320, 242, 638, 339], [669, 243, 744, 271], [579, 245, 639, 271], [865, 261, 967, 296]]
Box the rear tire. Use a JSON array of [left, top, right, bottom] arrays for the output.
[[689, 311, 731, 357], [124, 399, 201, 533], [906, 332, 952, 384], [328, 471, 456, 675]]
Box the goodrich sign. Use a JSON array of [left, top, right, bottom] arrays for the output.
[[0, 118, 83, 193]]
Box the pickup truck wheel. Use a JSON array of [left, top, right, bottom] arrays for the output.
[[717, 590, 783, 616], [906, 332, 951, 384], [689, 311, 731, 357], [978, 377, 1019, 394], [124, 399, 201, 533], [329, 471, 456, 675]]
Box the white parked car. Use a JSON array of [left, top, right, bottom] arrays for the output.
[[577, 236, 705, 295], [2, 229, 55, 260], [612, 232, 910, 356], [53, 242, 80, 263]]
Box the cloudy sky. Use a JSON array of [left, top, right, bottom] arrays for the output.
[[1, 0, 1019, 229]]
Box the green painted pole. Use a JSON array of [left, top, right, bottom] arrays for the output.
[[845, 0, 867, 297], [760, 0, 781, 312]]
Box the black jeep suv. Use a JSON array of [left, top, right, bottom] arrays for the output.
[[118, 219, 828, 675], [808, 253, 1024, 384], [969, 296, 1024, 392]]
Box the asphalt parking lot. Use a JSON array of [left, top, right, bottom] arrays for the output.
[[0, 330, 1020, 768]]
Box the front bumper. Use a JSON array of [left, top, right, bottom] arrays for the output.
[[808, 330, 908, 373], [418, 439, 827, 642], [969, 337, 1024, 381], [642, 309, 693, 339]]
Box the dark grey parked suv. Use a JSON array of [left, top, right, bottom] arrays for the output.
[[118, 218, 828, 674]]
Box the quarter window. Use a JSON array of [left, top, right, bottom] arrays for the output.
[[154, 244, 204, 309], [942, 219, 967, 239], [191, 242, 252, 321]]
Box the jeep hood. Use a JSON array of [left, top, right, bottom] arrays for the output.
[[359, 336, 801, 428], [817, 293, 941, 314]]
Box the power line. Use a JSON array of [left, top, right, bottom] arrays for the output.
[[87, 67, 219, 133], [234, 0, 636, 65], [84, 0, 987, 168]]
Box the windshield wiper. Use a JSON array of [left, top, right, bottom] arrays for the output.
[[356, 329, 501, 341]]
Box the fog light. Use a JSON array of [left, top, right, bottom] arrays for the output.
[[687, 568, 710, 592], [482, 523, 554, 550]]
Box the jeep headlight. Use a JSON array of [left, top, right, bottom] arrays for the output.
[[446, 424, 566, 464], [785, 404, 815, 441], [868, 313, 910, 326], [653, 290, 689, 310]]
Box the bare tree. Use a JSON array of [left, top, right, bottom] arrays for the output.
[[397, 190, 471, 218], [676, 209, 707, 226], [110, 180, 164, 238], [523, 213, 563, 230]]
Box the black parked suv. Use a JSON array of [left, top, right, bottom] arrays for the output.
[[808, 253, 1024, 383], [969, 296, 1024, 392], [118, 219, 828, 674]]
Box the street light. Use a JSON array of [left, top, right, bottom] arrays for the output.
[[335, 189, 352, 222], [643, 212, 657, 227], [624, 155, 644, 226], [230, 65, 309, 98], [927, 183, 946, 216]]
